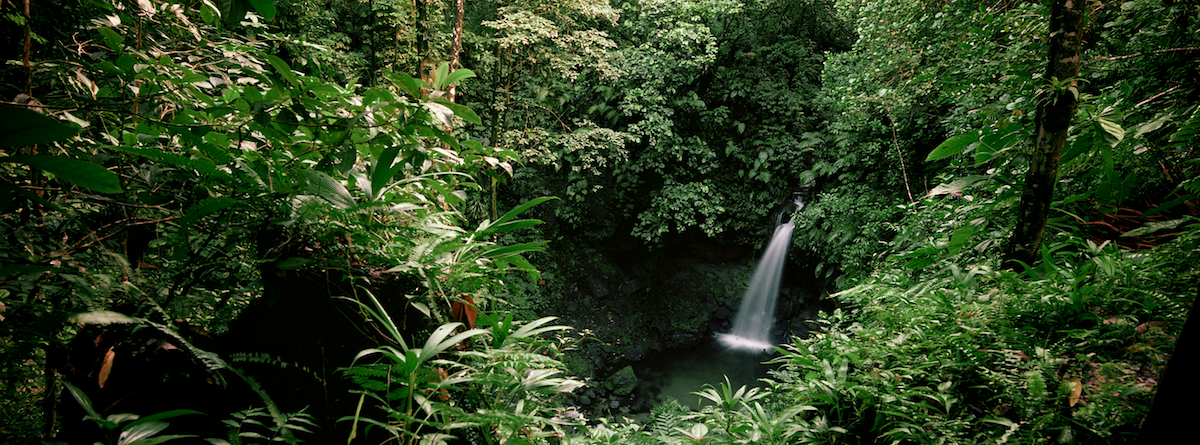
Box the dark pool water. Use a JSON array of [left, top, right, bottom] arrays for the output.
[[630, 337, 776, 410]]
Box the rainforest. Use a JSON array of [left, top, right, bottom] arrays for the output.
[[1, 0, 1198, 444]]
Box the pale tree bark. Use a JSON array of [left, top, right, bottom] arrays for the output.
[[448, 0, 464, 103], [1004, 0, 1089, 269]]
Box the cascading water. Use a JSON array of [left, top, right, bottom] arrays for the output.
[[718, 196, 804, 352]]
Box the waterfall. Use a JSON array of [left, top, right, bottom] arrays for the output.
[[718, 197, 802, 352]]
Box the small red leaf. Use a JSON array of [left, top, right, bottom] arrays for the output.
[[1136, 321, 1167, 333], [1067, 377, 1082, 407], [98, 346, 115, 388]]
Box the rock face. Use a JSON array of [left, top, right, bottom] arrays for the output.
[[526, 230, 826, 415]]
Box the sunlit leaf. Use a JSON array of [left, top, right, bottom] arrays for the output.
[[440, 68, 476, 89], [72, 311, 138, 325], [926, 132, 979, 162], [432, 98, 482, 126], [1123, 218, 1187, 237]]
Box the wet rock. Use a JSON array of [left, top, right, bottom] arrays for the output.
[[588, 276, 610, 298], [604, 365, 639, 396], [626, 347, 644, 361], [670, 332, 696, 344], [714, 306, 731, 320], [619, 279, 643, 295]]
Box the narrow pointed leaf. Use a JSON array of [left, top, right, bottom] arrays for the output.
[[926, 132, 979, 162], [3, 155, 121, 193], [494, 197, 558, 226]]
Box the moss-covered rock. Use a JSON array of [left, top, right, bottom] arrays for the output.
[[604, 365, 638, 396]]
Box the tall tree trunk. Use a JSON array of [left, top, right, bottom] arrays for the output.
[[415, 0, 431, 84], [1004, 0, 1089, 269], [448, 0, 464, 103]]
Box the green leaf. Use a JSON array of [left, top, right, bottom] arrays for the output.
[[1096, 116, 1124, 145], [97, 27, 124, 52], [947, 225, 979, 254], [390, 72, 429, 99], [217, 0, 249, 27], [494, 196, 558, 226], [0, 105, 82, 147], [300, 170, 354, 208], [2, 155, 121, 194], [432, 99, 482, 126], [109, 146, 229, 181], [367, 146, 404, 202], [926, 132, 979, 162], [1168, 107, 1200, 149], [440, 68, 477, 89], [265, 55, 298, 88], [62, 382, 117, 430], [1122, 218, 1187, 237], [247, 0, 276, 20], [123, 435, 198, 445], [71, 311, 138, 325], [432, 62, 451, 90], [180, 197, 241, 228], [478, 219, 543, 235], [118, 420, 170, 445]]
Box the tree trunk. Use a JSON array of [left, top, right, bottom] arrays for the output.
[[1004, 0, 1089, 269], [1137, 290, 1200, 443], [415, 0, 431, 84], [448, 0, 464, 103]]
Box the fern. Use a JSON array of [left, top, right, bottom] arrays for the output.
[[648, 397, 688, 438], [229, 352, 321, 382], [1168, 106, 1200, 149], [224, 406, 318, 445], [342, 363, 402, 393]]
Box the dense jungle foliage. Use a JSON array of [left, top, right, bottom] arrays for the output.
[[1, 0, 1197, 444]]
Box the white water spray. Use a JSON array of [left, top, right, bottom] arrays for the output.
[[718, 197, 803, 352]]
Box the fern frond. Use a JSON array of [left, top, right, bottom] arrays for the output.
[[229, 352, 320, 382], [1168, 106, 1200, 149]]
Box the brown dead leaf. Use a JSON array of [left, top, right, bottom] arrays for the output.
[[99, 346, 115, 388], [1067, 376, 1082, 407], [1135, 321, 1167, 333], [451, 294, 477, 330]]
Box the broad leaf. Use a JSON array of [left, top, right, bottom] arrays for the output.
[[217, 0, 249, 27], [2, 155, 122, 194], [180, 197, 240, 228], [0, 105, 82, 147], [300, 170, 354, 208], [440, 68, 477, 89], [926, 132, 979, 162], [248, 0, 276, 20], [432, 98, 482, 126], [266, 54, 297, 88]]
